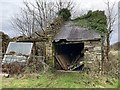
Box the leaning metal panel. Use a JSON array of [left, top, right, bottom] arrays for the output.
[[2, 42, 33, 64]]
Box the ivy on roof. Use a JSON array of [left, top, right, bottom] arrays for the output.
[[73, 10, 107, 34]]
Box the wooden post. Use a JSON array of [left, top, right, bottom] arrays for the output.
[[101, 34, 105, 75]]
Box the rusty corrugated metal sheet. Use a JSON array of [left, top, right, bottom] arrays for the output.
[[54, 21, 101, 42]]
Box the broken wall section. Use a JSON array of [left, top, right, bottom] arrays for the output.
[[45, 16, 65, 66]]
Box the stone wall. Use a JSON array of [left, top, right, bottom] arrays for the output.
[[84, 41, 101, 61], [84, 40, 101, 74], [45, 36, 53, 65]]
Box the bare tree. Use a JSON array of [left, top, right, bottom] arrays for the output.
[[55, 0, 74, 12], [11, 0, 74, 37], [11, 8, 36, 36], [105, 1, 117, 61], [11, 0, 55, 37]]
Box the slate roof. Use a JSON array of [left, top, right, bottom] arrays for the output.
[[54, 21, 101, 42]]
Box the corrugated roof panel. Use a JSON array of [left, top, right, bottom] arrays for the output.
[[54, 21, 101, 42]]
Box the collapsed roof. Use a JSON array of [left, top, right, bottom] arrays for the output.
[[54, 21, 101, 42]]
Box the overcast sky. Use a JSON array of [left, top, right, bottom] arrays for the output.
[[0, 0, 119, 44]]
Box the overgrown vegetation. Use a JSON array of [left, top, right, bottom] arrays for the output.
[[58, 8, 71, 21], [2, 51, 120, 88], [74, 10, 107, 33], [2, 72, 119, 88]]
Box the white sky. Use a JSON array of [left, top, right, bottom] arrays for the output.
[[0, 0, 120, 44]]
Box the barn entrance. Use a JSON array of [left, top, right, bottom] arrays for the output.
[[53, 42, 84, 71]]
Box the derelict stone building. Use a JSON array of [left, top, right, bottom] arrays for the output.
[[46, 22, 102, 71]]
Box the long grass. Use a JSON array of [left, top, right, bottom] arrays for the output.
[[2, 72, 118, 88]]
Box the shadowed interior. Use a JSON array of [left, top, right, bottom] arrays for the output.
[[54, 43, 84, 70]]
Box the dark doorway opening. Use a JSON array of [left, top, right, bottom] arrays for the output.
[[54, 43, 84, 71]]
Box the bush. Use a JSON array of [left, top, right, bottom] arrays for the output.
[[58, 8, 71, 21], [103, 51, 119, 77]]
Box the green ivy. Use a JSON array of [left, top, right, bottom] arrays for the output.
[[74, 10, 107, 34]]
